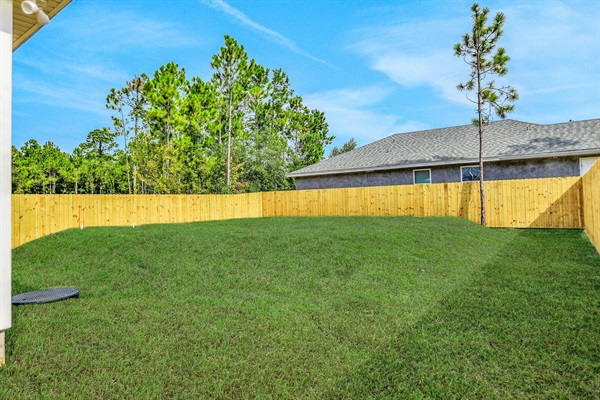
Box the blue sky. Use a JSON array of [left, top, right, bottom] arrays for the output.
[[12, 0, 600, 153]]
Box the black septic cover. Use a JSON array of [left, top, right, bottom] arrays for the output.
[[12, 288, 79, 305]]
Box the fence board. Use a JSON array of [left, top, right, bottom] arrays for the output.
[[582, 160, 600, 253], [12, 193, 262, 248], [11, 176, 594, 249]]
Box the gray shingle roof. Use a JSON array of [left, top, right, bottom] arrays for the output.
[[289, 119, 600, 177]]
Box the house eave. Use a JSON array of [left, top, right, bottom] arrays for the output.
[[288, 149, 600, 179], [12, 0, 72, 51]]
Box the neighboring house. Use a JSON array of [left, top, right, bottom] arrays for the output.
[[288, 119, 600, 190]]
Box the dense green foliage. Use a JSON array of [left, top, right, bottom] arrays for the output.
[[13, 36, 333, 194], [3, 217, 599, 398], [328, 137, 357, 158]]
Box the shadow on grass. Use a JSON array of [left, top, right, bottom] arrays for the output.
[[327, 229, 600, 399]]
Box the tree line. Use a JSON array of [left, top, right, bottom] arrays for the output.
[[12, 36, 334, 195]]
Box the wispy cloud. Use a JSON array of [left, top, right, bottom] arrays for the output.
[[519, 83, 599, 97], [202, 0, 335, 68], [63, 63, 129, 84], [15, 55, 129, 84], [350, 18, 471, 105], [501, 1, 599, 121], [12, 2, 197, 140], [55, 5, 197, 53], [304, 86, 429, 146], [350, 1, 600, 122], [13, 72, 109, 116]]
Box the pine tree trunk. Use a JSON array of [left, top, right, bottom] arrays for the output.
[[125, 136, 131, 195], [476, 34, 486, 227], [226, 90, 233, 186], [133, 164, 137, 194], [479, 129, 486, 226]]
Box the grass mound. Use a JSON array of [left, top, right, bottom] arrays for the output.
[[2, 217, 599, 398]]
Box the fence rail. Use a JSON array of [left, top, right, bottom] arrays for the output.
[[11, 173, 598, 252]]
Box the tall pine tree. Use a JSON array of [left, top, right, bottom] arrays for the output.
[[454, 3, 518, 226]]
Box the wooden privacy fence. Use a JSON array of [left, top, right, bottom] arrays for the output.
[[262, 177, 583, 229], [12, 193, 263, 248], [582, 159, 600, 253], [11, 173, 599, 251]]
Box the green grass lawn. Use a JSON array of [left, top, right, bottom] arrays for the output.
[[1, 216, 599, 399]]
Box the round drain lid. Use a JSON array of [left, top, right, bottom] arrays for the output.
[[12, 287, 79, 305]]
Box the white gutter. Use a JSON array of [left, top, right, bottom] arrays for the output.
[[0, 0, 12, 365], [288, 148, 600, 178]]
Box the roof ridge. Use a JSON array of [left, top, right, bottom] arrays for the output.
[[388, 119, 531, 138], [289, 118, 599, 178], [537, 118, 600, 127]]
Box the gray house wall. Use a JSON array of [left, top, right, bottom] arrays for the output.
[[294, 156, 585, 190]]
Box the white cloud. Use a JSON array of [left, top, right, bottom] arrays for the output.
[[499, 1, 599, 122], [13, 72, 109, 116], [202, 0, 335, 68], [15, 55, 129, 84], [370, 52, 467, 104], [350, 1, 600, 122], [63, 63, 129, 84], [12, 3, 196, 128], [55, 5, 197, 53], [350, 18, 467, 104], [304, 86, 429, 146]]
